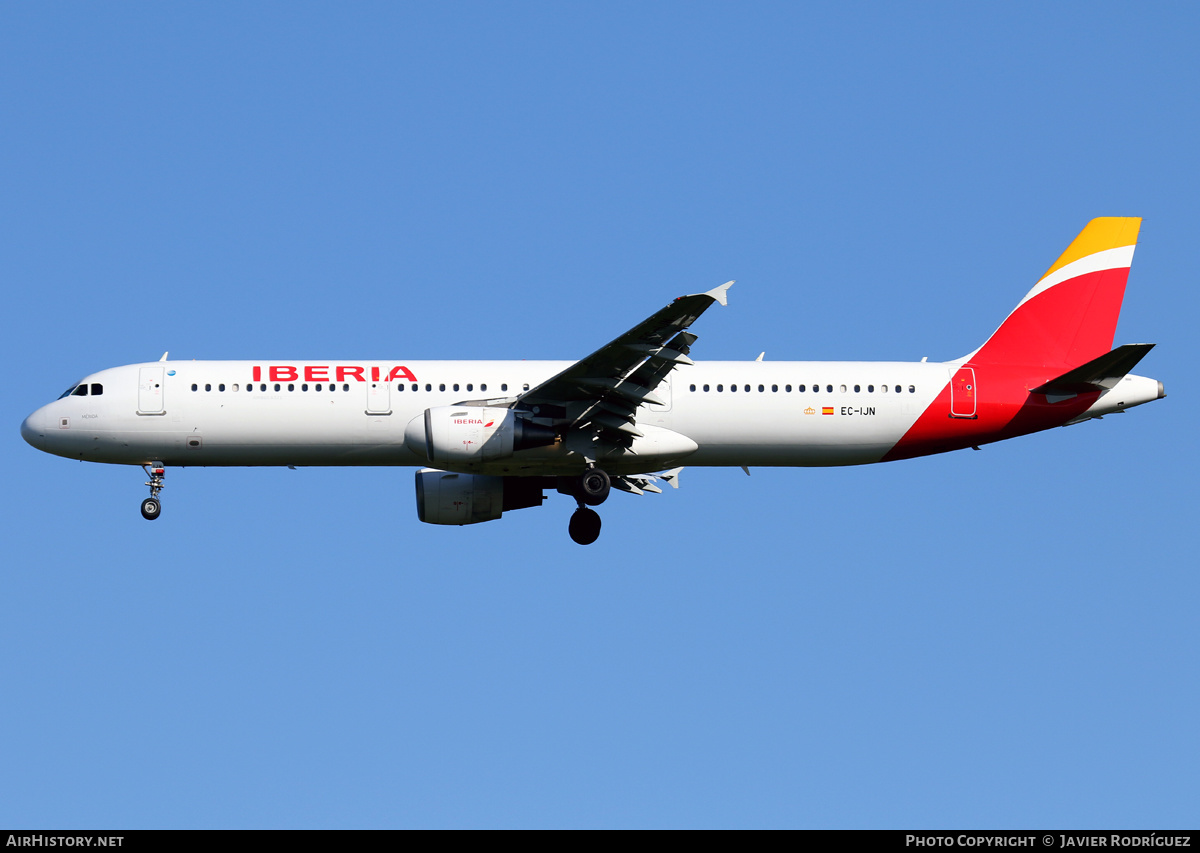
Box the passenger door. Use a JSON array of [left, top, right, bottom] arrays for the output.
[[138, 367, 165, 414]]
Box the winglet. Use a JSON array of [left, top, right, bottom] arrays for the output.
[[660, 467, 683, 489], [704, 281, 734, 307]]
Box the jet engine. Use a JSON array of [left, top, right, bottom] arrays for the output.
[[415, 469, 548, 525], [406, 406, 556, 466]]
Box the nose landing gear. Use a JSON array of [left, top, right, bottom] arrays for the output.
[[140, 462, 165, 520], [567, 466, 609, 545]]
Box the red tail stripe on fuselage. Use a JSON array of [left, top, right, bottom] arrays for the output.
[[884, 221, 1138, 461]]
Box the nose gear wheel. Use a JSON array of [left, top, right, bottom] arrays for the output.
[[141, 497, 161, 520]]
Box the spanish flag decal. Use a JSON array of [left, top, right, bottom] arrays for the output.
[[822, 407, 834, 415]]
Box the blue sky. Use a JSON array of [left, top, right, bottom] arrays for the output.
[[2, 2, 1197, 828]]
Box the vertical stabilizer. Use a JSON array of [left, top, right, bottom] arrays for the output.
[[969, 217, 1141, 370]]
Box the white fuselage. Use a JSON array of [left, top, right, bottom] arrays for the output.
[[22, 359, 950, 471], [22, 359, 1161, 475]]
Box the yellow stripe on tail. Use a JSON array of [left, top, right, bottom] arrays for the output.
[[1040, 217, 1141, 281]]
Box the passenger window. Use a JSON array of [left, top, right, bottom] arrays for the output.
[[501, 384, 508, 392], [425, 384, 432, 391], [909, 385, 916, 393], [867, 385, 873, 393], [191, 384, 198, 392], [690, 384, 696, 392], [523, 383, 530, 391], [854, 385, 860, 393], [703, 384, 710, 392], [758, 384, 765, 392], [453, 384, 459, 392], [798, 385, 805, 392], [231, 384, 239, 392], [481, 384, 487, 392], [274, 384, 281, 391], [412, 383, 418, 391], [717, 384, 723, 392], [261, 384, 267, 391], [301, 384, 308, 391], [467, 384, 473, 392], [91, 383, 103, 395], [219, 384, 226, 392], [343, 384, 349, 391], [288, 384, 295, 392], [881, 384, 888, 393], [439, 384, 446, 392], [895, 385, 901, 393], [785, 385, 792, 392], [771, 385, 777, 392], [730, 384, 736, 392], [827, 385, 833, 393], [397, 384, 403, 391], [840, 384, 847, 393]]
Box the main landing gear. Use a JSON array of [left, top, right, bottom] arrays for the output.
[[568, 466, 610, 545], [140, 462, 165, 520]]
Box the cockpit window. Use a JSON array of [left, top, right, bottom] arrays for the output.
[[57, 382, 101, 398]]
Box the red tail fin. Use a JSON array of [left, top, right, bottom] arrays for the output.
[[970, 217, 1141, 371]]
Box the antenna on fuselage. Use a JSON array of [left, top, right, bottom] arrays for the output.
[[159, 352, 169, 362]]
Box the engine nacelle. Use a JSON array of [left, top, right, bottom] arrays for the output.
[[415, 469, 547, 525], [406, 406, 556, 466]]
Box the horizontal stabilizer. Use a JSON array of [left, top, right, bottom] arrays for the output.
[[1031, 343, 1156, 395]]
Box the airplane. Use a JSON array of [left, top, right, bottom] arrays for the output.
[[21, 217, 1164, 545]]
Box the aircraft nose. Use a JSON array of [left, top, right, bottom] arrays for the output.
[[20, 410, 45, 450]]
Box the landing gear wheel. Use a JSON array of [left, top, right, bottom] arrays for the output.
[[579, 467, 611, 506], [140, 497, 161, 521], [568, 507, 602, 545]]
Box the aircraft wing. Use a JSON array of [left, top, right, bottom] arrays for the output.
[[517, 281, 733, 448]]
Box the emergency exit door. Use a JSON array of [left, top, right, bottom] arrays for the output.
[[643, 376, 673, 413], [366, 377, 391, 414]]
